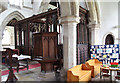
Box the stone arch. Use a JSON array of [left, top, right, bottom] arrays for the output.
[[60, 1, 79, 18], [39, 0, 100, 24], [87, 1, 100, 24], [39, 0, 52, 13], [103, 32, 115, 45], [39, 0, 80, 18], [1, 11, 25, 32], [39, 0, 61, 13]]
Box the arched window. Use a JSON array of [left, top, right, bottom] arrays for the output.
[[2, 28, 11, 45], [105, 34, 114, 45], [8, 0, 21, 6]]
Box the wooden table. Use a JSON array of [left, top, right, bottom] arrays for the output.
[[100, 65, 120, 80]]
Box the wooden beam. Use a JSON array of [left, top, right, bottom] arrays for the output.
[[14, 9, 58, 25], [30, 19, 45, 24]]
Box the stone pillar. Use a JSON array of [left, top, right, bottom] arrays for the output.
[[0, 30, 2, 51], [59, 25, 63, 44], [60, 16, 79, 71], [89, 24, 100, 45]]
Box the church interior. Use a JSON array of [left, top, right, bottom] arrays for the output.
[[0, 0, 120, 82]]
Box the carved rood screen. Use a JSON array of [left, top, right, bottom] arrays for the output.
[[14, 8, 60, 56], [77, 6, 91, 65]]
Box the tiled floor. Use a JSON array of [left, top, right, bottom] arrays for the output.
[[1, 61, 120, 83]]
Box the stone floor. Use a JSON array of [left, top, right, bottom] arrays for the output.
[[1, 61, 67, 82], [1, 61, 120, 83]]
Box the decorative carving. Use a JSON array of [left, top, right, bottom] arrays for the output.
[[14, 8, 60, 60]]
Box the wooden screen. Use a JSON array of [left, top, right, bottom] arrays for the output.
[[14, 9, 60, 57], [76, 6, 90, 64], [77, 44, 88, 64]]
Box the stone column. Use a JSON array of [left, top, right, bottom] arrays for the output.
[[89, 23, 100, 45], [60, 16, 79, 71], [59, 25, 63, 44], [0, 30, 2, 51]]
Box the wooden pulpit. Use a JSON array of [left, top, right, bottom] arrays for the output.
[[32, 32, 58, 72]]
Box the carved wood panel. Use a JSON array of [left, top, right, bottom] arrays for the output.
[[77, 44, 88, 64], [42, 33, 57, 60]]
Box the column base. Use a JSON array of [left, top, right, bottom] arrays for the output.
[[60, 68, 67, 81]]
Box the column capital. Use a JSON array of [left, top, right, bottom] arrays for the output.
[[60, 16, 80, 24], [88, 23, 100, 31]]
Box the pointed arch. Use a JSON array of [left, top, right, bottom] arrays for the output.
[[0, 10, 25, 50], [1, 10, 25, 33]]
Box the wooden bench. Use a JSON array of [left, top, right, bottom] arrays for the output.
[[67, 64, 92, 82], [85, 59, 102, 77]]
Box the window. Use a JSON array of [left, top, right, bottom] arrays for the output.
[[2, 29, 11, 45], [23, 0, 33, 8], [8, 0, 21, 6]]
